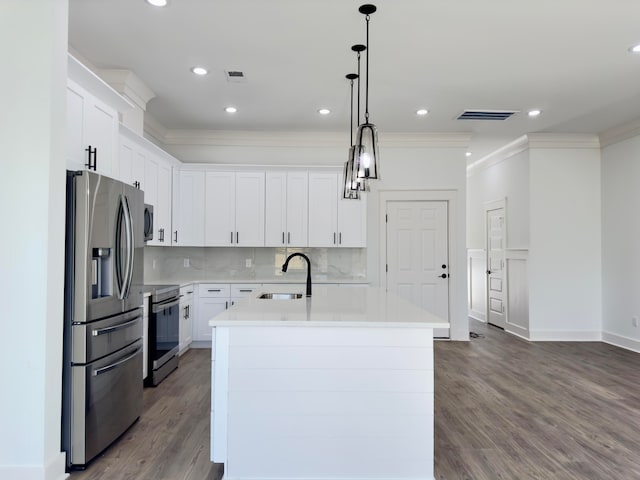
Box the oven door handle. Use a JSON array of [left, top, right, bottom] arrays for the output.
[[152, 298, 180, 313], [93, 347, 141, 376], [92, 318, 139, 336]]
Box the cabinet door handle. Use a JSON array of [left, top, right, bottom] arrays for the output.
[[174, 231, 178, 243], [236, 232, 239, 244], [282, 232, 285, 244], [230, 232, 234, 244], [225, 301, 228, 309], [239, 289, 252, 293], [333, 232, 337, 244], [85, 145, 97, 171], [208, 289, 221, 292], [159, 228, 164, 242], [288, 232, 291, 244], [339, 232, 342, 245]]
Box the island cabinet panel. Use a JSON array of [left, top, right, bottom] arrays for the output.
[[211, 325, 435, 480]]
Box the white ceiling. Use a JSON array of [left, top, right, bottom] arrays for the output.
[[68, 0, 640, 158]]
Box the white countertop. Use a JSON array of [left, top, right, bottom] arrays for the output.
[[209, 285, 449, 329]]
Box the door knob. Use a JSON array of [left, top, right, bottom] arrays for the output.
[[439, 273, 448, 279], [487, 270, 491, 275]]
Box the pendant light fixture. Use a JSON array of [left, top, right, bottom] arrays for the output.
[[354, 4, 380, 180], [343, 73, 360, 200], [350, 44, 370, 193]]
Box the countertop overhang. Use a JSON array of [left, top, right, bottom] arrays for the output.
[[209, 285, 450, 329]]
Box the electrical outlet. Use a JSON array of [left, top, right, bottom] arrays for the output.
[[632, 316, 638, 328], [245, 258, 252, 268], [183, 258, 190, 268]]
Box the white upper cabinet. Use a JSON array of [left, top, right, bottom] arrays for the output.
[[308, 173, 339, 247], [337, 173, 367, 247], [118, 133, 145, 189], [66, 79, 118, 177], [205, 171, 265, 247], [173, 169, 205, 246], [265, 172, 308, 247], [154, 162, 172, 245], [308, 172, 366, 247]]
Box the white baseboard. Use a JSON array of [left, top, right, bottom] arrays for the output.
[[528, 330, 602, 341], [468, 311, 486, 322], [505, 322, 530, 340], [602, 331, 640, 353], [0, 452, 68, 480]]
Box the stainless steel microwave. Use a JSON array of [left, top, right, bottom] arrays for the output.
[[143, 204, 153, 242]]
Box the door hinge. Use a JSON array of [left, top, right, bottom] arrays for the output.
[[385, 214, 388, 223]]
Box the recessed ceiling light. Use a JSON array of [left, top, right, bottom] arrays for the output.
[[191, 66, 208, 76], [146, 0, 168, 6], [224, 107, 237, 114], [318, 108, 331, 115], [416, 109, 429, 116], [528, 109, 542, 117], [465, 152, 472, 157], [629, 44, 640, 53]]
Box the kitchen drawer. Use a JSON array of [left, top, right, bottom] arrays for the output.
[[199, 283, 230, 298], [180, 283, 195, 298], [230, 283, 261, 298]]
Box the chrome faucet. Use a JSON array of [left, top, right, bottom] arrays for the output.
[[282, 253, 312, 297]]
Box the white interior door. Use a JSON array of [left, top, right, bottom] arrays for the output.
[[486, 207, 506, 328], [386, 201, 449, 337]]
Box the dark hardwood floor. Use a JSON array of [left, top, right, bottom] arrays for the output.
[[435, 320, 640, 480], [70, 321, 640, 480]]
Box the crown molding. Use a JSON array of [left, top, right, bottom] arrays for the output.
[[525, 133, 600, 149], [143, 114, 169, 145], [67, 53, 133, 112], [599, 117, 640, 148], [467, 135, 529, 175], [98, 69, 156, 111], [467, 133, 600, 176], [148, 127, 471, 148]]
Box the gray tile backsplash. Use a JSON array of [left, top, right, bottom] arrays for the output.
[[143, 246, 367, 284]]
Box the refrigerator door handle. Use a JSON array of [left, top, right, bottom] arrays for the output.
[[92, 346, 141, 376], [122, 195, 135, 299], [115, 196, 126, 299]]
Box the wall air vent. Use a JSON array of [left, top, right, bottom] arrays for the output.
[[456, 109, 519, 120], [225, 70, 246, 83]]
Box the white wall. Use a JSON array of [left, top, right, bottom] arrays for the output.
[[601, 136, 640, 351], [528, 147, 602, 340], [0, 2, 68, 479], [161, 141, 469, 339], [467, 148, 530, 249]]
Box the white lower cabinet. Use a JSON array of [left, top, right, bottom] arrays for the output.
[[179, 285, 194, 354], [195, 284, 230, 343], [230, 284, 261, 306]]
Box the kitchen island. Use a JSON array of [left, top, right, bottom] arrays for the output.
[[208, 285, 449, 480]]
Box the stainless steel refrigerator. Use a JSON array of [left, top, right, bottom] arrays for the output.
[[62, 170, 144, 469]]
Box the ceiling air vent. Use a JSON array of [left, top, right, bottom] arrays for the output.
[[225, 70, 246, 83], [456, 109, 519, 121]]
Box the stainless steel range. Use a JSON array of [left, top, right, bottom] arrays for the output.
[[144, 284, 180, 386], [62, 170, 144, 469]]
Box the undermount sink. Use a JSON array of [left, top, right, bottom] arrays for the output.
[[258, 293, 303, 300]]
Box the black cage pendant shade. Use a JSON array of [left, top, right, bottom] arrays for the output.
[[354, 4, 380, 180], [350, 44, 370, 193], [343, 73, 360, 200]]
